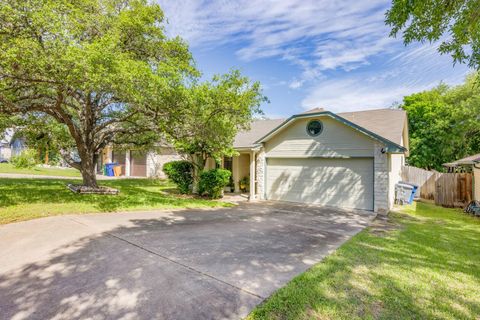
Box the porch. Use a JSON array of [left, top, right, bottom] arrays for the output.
[[209, 150, 260, 201]]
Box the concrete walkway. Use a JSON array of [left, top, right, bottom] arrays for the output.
[[0, 202, 375, 319]]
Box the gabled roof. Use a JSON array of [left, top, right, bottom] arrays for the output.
[[234, 108, 408, 152], [254, 110, 406, 153], [338, 109, 406, 146], [233, 119, 285, 148], [443, 153, 480, 167]]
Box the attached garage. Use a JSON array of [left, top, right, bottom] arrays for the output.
[[112, 151, 126, 175], [130, 151, 147, 177], [266, 157, 374, 211], [252, 109, 409, 213]]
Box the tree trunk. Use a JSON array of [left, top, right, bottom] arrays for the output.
[[192, 154, 207, 193], [79, 150, 98, 188]]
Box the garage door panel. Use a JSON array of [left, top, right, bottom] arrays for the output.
[[266, 158, 373, 210]]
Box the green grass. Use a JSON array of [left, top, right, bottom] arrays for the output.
[[0, 163, 81, 177], [248, 201, 480, 320], [0, 178, 231, 225]]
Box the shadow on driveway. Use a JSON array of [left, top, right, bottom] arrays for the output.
[[0, 202, 374, 319]]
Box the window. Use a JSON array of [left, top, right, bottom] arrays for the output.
[[223, 156, 233, 172], [306, 120, 323, 137]]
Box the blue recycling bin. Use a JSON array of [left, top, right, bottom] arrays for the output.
[[399, 181, 418, 204], [105, 163, 117, 177]]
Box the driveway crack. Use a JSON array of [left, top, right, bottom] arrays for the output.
[[67, 216, 265, 300]]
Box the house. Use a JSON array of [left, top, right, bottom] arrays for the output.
[[0, 129, 26, 161], [105, 108, 409, 213], [443, 153, 480, 201], [97, 144, 182, 178]]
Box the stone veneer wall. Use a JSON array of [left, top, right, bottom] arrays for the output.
[[146, 147, 182, 178], [374, 143, 389, 214], [255, 148, 266, 199]]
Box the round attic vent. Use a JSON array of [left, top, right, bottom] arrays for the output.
[[306, 120, 323, 137]]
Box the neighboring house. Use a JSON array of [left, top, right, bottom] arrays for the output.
[[105, 107, 409, 213], [0, 129, 26, 161], [443, 153, 480, 201], [98, 144, 182, 179]]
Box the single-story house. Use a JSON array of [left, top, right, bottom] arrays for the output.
[[104, 108, 409, 213], [0, 129, 26, 161], [444, 153, 480, 201]]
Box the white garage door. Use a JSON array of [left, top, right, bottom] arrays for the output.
[[266, 157, 374, 210]]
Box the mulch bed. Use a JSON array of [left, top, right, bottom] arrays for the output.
[[67, 184, 119, 195]]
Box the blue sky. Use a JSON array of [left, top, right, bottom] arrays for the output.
[[157, 0, 471, 118]]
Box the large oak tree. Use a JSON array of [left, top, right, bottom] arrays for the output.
[[0, 0, 197, 187]]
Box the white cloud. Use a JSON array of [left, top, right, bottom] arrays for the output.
[[301, 79, 421, 112], [157, 0, 472, 113], [288, 79, 304, 89], [302, 43, 470, 113], [157, 0, 391, 80]]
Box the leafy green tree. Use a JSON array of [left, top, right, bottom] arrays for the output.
[[401, 73, 480, 170], [0, 0, 196, 187], [386, 0, 480, 71], [163, 70, 266, 188]]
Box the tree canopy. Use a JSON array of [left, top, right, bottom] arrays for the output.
[[163, 70, 266, 185], [401, 73, 480, 171], [0, 0, 264, 187], [386, 0, 480, 71]]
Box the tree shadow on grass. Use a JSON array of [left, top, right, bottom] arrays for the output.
[[250, 208, 480, 320], [0, 178, 224, 213]]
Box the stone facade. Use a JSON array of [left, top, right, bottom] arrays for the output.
[[146, 147, 183, 178], [255, 148, 266, 199], [374, 143, 389, 214]]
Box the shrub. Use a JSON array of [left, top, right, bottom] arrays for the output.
[[10, 149, 39, 169], [163, 160, 194, 194], [199, 169, 231, 199]]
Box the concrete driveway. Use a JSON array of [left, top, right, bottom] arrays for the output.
[[0, 202, 375, 320]]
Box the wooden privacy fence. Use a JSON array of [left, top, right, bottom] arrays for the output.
[[401, 166, 473, 208]]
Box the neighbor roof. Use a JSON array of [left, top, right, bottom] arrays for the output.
[[443, 153, 480, 167], [233, 119, 285, 148]]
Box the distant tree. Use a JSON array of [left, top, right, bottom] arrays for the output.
[[164, 70, 266, 188], [0, 0, 196, 187], [401, 73, 480, 170], [14, 115, 74, 165], [386, 0, 480, 71]]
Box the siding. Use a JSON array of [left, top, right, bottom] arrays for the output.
[[264, 117, 375, 158]]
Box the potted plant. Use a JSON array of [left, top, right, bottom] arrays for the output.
[[239, 176, 249, 192], [224, 175, 234, 193]]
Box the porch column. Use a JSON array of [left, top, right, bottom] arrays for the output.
[[233, 155, 240, 192], [249, 151, 256, 201], [105, 147, 113, 163], [125, 150, 131, 177]]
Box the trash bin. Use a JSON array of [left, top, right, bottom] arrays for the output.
[[113, 165, 122, 177], [395, 183, 415, 205], [105, 163, 117, 177], [399, 181, 419, 203]]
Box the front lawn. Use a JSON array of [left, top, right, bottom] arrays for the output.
[[0, 178, 231, 225], [248, 201, 480, 320], [0, 163, 81, 177]]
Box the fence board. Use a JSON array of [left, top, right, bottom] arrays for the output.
[[401, 166, 473, 208]]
